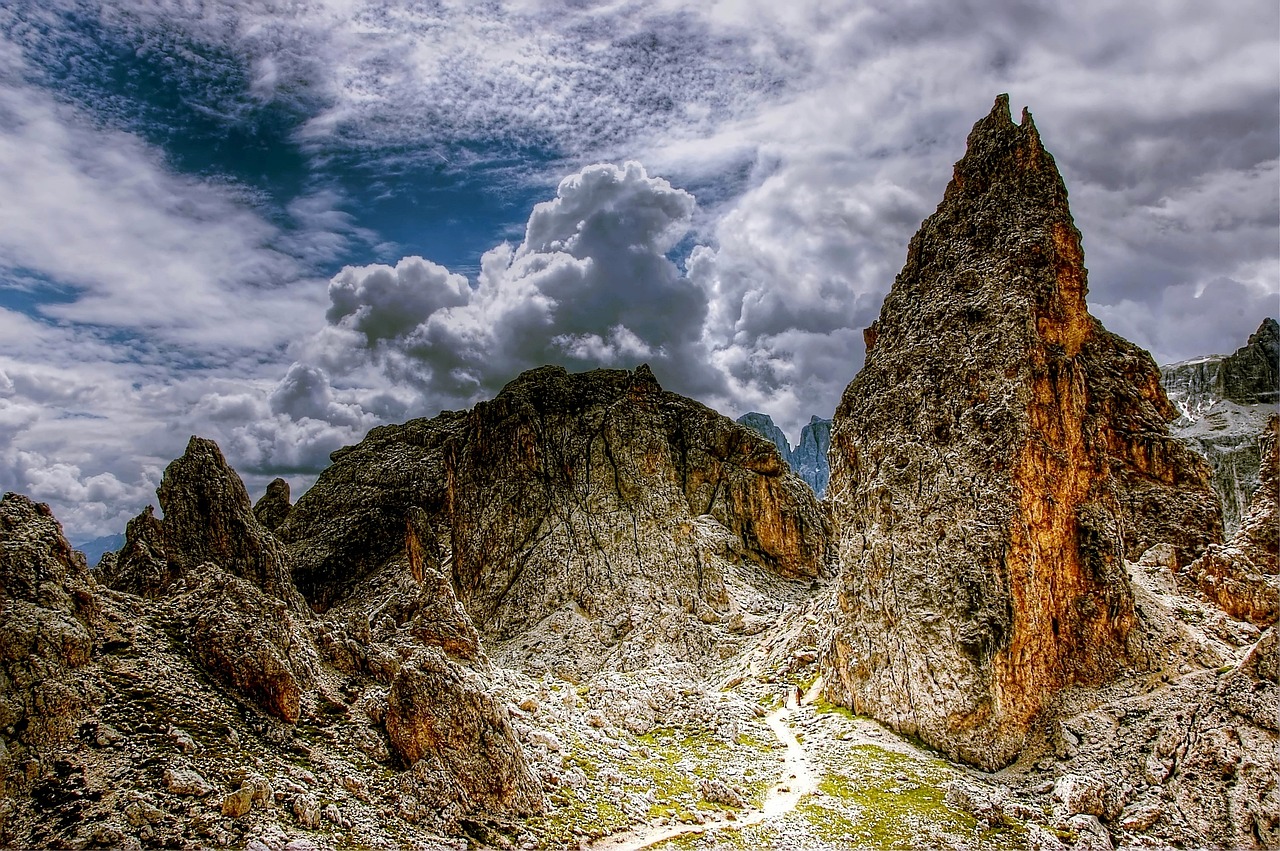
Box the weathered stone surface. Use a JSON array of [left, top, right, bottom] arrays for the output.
[[447, 366, 825, 627], [0, 494, 99, 795], [283, 412, 467, 612], [106, 437, 305, 611], [821, 95, 1221, 770], [158, 437, 302, 607], [162, 767, 213, 796], [385, 648, 543, 819], [98, 506, 174, 597], [1162, 318, 1279, 533], [0, 467, 544, 848], [180, 566, 318, 724], [286, 364, 829, 674], [1026, 627, 1279, 850], [253, 478, 292, 532], [1186, 414, 1279, 626]]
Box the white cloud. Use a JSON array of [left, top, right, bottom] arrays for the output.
[[0, 30, 336, 351], [327, 257, 470, 345], [0, 0, 1274, 534], [308, 161, 723, 407]]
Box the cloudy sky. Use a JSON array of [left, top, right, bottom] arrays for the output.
[[1, 0, 1276, 542]]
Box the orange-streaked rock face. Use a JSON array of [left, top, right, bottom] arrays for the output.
[[822, 95, 1221, 771], [288, 363, 830, 678]]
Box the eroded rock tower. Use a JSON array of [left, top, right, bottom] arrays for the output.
[[821, 95, 1222, 770]]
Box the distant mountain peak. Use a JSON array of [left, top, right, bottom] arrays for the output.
[[735, 412, 832, 496]]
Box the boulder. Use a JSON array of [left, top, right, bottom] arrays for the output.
[[385, 648, 543, 819]]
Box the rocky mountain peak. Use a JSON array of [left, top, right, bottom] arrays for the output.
[[1161, 317, 1280, 534], [253, 477, 292, 532], [104, 436, 304, 611], [822, 96, 1221, 770], [1239, 317, 1279, 401], [1163, 317, 1280, 420], [286, 363, 829, 678]]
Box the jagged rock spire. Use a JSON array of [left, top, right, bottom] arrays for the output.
[[821, 96, 1221, 770]]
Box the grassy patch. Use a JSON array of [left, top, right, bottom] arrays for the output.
[[799, 744, 1029, 850], [812, 699, 858, 721]]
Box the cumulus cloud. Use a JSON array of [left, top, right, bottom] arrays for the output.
[[307, 161, 723, 406], [181, 363, 381, 477], [327, 258, 471, 345]]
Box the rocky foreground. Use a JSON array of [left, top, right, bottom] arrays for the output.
[[1, 97, 1277, 851]]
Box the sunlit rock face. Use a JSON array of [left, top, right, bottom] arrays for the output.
[[1162, 317, 1280, 534], [286, 364, 830, 677], [821, 95, 1222, 771]]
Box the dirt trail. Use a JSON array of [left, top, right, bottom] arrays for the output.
[[588, 688, 816, 851]]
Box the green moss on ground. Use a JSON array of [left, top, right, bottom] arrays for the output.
[[798, 744, 1028, 850]]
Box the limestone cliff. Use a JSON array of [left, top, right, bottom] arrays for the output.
[[1162, 318, 1280, 534], [1185, 414, 1279, 626], [791, 416, 832, 497], [285, 365, 830, 677], [821, 95, 1222, 770]]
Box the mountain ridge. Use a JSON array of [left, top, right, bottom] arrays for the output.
[[1, 97, 1275, 851]]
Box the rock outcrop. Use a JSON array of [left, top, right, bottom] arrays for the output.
[[385, 648, 542, 817], [286, 365, 829, 676], [1185, 414, 1279, 626], [0, 494, 99, 797], [181, 568, 318, 723], [97, 505, 172, 597], [2, 436, 545, 847], [253, 477, 292, 532], [821, 95, 1222, 770], [1162, 318, 1279, 533], [104, 438, 304, 611]]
